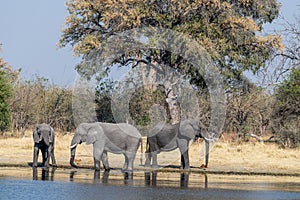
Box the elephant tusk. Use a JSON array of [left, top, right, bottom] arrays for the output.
[[70, 143, 77, 149], [204, 137, 217, 142]]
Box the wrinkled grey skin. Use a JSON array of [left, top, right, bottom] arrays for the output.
[[70, 122, 142, 172], [33, 123, 56, 168], [145, 119, 210, 169]]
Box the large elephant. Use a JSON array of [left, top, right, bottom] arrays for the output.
[[70, 122, 142, 172], [145, 119, 213, 169], [33, 123, 56, 168]]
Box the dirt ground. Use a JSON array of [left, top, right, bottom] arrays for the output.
[[0, 131, 299, 176]]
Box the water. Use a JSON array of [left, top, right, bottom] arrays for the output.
[[0, 167, 299, 200]]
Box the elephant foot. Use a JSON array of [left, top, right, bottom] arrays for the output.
[[144, 163, 151, 168], [104, 167, 110, 172], [95, 167, 101, 171], [43, 163, 50, 168], [180, 165, 191, 170], [51, 163, 58, 168], [122, 169, 133, 174], [182, 167, 191, 171], [151, 164, 159, 169]]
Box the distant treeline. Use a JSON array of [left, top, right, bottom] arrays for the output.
[[0, 69, 299, 148]]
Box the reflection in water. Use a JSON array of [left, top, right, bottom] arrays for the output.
[[204, 173, 208, 189], [34, 168, 209, 189], [144, 171, 157, 186], [124, 172, 134, 185], [93, 171, 110, 184], [180, 173, 189, 188], [32, 167, 56, 181], [144, 171, 208, 189], [92, 170, 134, 185], [69, 170, 76, 182], [4, 167, 297, 200]]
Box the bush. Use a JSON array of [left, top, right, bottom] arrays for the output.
[[0, 70, 12, 132], [278, 117, 300, 148], [272, 67, 300, 148]]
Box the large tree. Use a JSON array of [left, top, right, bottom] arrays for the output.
[[0, 70, 11, 132], [0, 54, 15, 132], [59, 0, 282, 127]]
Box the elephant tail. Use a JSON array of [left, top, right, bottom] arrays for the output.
[[139, 137, 143, 166]]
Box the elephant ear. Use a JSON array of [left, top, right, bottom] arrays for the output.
[[33, 126, 41, 143], [49, 126, 55, 143], [179, 121, 194, 139], [39, 125, 50, 146], [86, 126, 100, 145]]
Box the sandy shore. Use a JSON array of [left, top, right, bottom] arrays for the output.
[[0, 132, 299, 176]]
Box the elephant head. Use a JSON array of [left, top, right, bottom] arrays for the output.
[[70, 123, 101, 168], [181, 119, 217, 168], [33, 123, 54, 146]]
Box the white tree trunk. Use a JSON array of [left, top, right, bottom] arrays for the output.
[[165, 81, 181, 124]]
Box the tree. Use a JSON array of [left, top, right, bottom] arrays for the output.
[[272, 67, 300, 147], [10, 76, 75, 135], [0, 53, 16, 133], [0, 70, 12, 132], [59, 0, 282, 127]]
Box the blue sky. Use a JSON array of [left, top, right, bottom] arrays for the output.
[[0, 0, 299, 87]]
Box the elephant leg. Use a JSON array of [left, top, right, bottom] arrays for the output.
[[178, 139, 190, 169], [180, 150, 190, 170], [151, 152, 159, 168], [33, 146, 39, 167], [93, 144, 103, 171], [122, 154, 129, 172], [101, 151, 110, 171], [124, 152, 136, 172], [48, 144, 57, 167], [43, 147, 50, 168], [147, 141, 158, 168], [93, 158, 101, 171], [145, 152, 151, 167], [41, 147, 47, 166]]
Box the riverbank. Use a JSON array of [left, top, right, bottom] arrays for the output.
[[0, 132, 299, 176]]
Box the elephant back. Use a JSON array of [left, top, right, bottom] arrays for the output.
[[99, 122, 141, 139]]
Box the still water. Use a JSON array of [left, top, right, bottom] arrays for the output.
[[0, 167, 299, 200]]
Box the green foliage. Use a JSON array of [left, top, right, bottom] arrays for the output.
[[273, 68, 300, 123], [129, 86, 167, 126], [59, 0, 282, 85], [278, 117, 300, 148], [10, 76, 74, 133], [58, 0, 283, 128], [0, 70, 12, 132], [272, 67, 300, 147], [95, 80, 116, 123]]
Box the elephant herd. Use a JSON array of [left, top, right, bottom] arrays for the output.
[[33, 120, 213, 173]]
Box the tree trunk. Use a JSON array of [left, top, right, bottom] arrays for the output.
[[164, 81, 181, 124]]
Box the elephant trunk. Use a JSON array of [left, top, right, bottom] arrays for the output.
[[205, 140, 209, 167], [70, 145, 78, 168], [70, 135, 80, 168]]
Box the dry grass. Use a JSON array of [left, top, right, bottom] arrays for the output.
[[191, 141, 300, 174], [0, 131, 299, 175]]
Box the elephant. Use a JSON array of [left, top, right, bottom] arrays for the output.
[[145, 119, 213, 169], [70, 122, 142, 172], [33, 123, 57, 168]]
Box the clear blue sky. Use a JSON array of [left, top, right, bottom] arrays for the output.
[[0, 0, 299, 87]]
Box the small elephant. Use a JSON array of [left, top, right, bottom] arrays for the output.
[[145, 119, 212, 169], [33, 123, 57, 168], [70, 122, 142, 172]]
